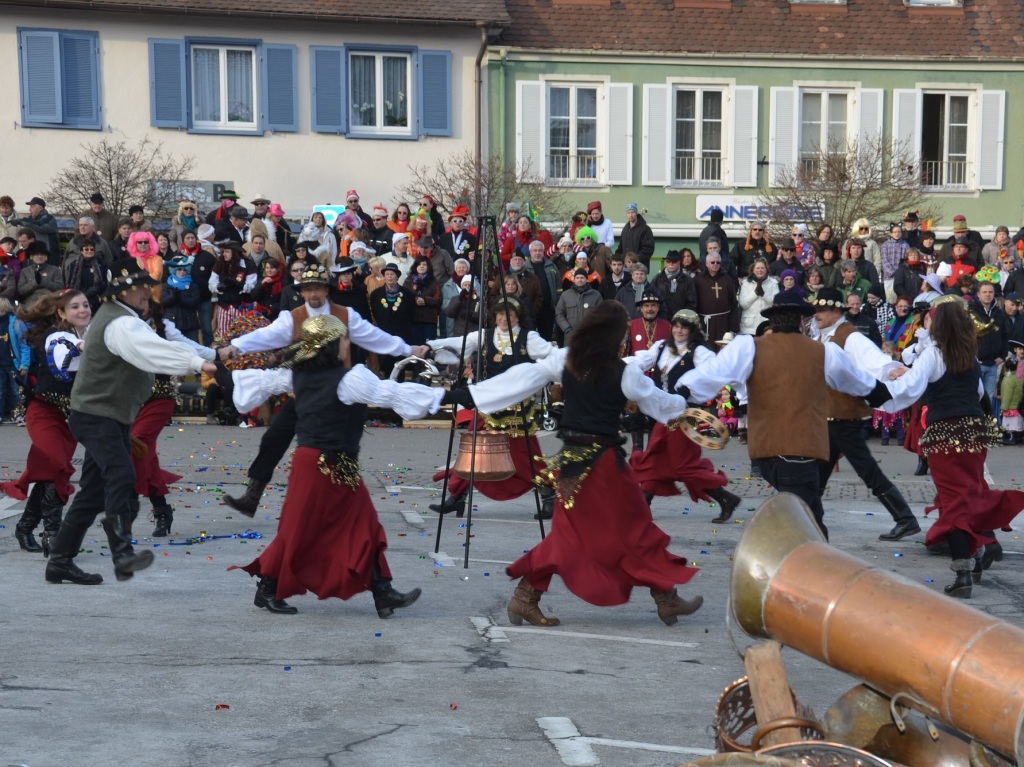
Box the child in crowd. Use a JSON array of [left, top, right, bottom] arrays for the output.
[[873, 340, 905, 446], [1000, 357, 1022, 445], [0, 298, 22, 421]]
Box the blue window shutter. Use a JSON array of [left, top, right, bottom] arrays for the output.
[[61, 32, 101, 128], [149, 38, 187, 128], [419, 49, 451, 137], [262, 44, 298, 132], [19, 30, 62, 124], [310, 46, 346, 134]]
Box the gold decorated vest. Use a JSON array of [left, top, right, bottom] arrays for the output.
[[825, 323, 873, 420]]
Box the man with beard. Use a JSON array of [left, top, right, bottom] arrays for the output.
[[694, 252, 738, 344], [585, 201, 615, 249], [651, 250, 697, 317], [625, 291, 671, 451], [615, 203, 655, 268], [732, 220, 774, 277], [812, 288, 920, 542]]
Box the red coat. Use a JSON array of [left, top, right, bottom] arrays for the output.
[[627, 317, 670, 358], [500, 229, 554, 269]]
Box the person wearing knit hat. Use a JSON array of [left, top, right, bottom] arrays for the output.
[[616, 203, 656, 268], [555, 265, 603, 343], [680, 288, 892, 539], [943, 213, 985, 255], [586, 200, 615, 250], [811, 286, 920, 541]]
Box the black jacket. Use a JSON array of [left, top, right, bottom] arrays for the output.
[[650, 270, 697, 317], [971, 302, 1009, 364], [844, 310, 883, 347], [698, 222, 729, 259], [615, 215, 656, 267]]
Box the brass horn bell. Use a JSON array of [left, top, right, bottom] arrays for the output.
[[452, 431, 516, 482], [731, 494, 1024, 766]]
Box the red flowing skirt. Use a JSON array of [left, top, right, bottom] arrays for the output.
[[630, 422, 727, 502], [903, 403, 924, 455], [0, 400, 77, 503], [432, 434, 545, 501], [235, 447, 390, 601], [507, 449, 698, 606], [924, 450, 1024, 552], [131, 398, 182, 496]]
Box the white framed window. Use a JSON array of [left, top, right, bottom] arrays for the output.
[[547, 84, 599, 183], [349, 51, 411, 136], [191, 44, 257, 130], [893, 88, 1004, 191], [673, 87, 724, 186], [799, 89, 850, 173]]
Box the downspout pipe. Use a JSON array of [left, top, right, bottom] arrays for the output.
[[474, 23, 489, 217]]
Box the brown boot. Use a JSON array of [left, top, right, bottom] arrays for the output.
[[507, 577, 560, 627], [223, 479, 268, 518], [650, 587, 703, 626]]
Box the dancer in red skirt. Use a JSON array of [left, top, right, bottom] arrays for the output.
[[3, 290, 91, 555], [627, 309, 739, 522], [426, 298, 557, 519], [443, 302, 702, 627], [130, 298, 218, 537], [885, 296, 1024, 598], [232, 314, 442, 616]]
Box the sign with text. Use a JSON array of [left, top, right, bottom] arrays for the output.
[[152, 180, 235, 208], [696, 195, 824, 223]]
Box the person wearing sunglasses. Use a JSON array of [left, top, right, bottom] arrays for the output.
[[735, 220, 774, 278], [170, 200, 203, 249]]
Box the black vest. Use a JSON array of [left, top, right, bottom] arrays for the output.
[[484, 328, 530, 379], [559, 360, 628, 438], [293, 366, 367, 453], [925, 363, 983, 426], [651, 344, 695, 393], [31, 344, 74, 398]]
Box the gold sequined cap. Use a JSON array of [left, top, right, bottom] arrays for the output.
[[282, 314, 349, 366]]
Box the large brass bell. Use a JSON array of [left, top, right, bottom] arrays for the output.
[[452, 431, 516, 481]]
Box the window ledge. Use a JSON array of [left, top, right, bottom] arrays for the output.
[[188, 127, 264, 137], [347, 131, 418, 141], [19, 121, 102, 131], [544, 181, 609, 191], [671, 181, 728, 190]]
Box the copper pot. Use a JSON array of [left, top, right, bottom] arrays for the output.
[[731, 494, 1024, 765], [452, 431, 516, 482]]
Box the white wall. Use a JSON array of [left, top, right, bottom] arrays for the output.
[[0, 10, 481, 218]]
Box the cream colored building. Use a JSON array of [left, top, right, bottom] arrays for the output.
[[0, 0, 509, 217]]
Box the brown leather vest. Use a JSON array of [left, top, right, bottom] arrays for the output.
[[747, 333, 829, 461], [825, 323, 873, 420], [291, 303, 352, 366]]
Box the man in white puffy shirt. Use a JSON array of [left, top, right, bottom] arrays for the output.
[[216, 265, 430, 515], [45, 259, 219, 587]]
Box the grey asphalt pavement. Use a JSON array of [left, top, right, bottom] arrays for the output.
[[1, 423, 1022, 767]]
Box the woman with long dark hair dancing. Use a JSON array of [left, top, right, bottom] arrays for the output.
[[443, 301, 702, 627], [3, 290, 91, 554], [628, 309, 739, 522], [886, 296, 1024, 598]]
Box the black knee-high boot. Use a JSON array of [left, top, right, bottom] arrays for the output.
[[45, 521, 103, 585], [14, 483, 46, 552], [101, 514, 154, 582], [371, 562, 422, 619], [38, 482, 65, 557]]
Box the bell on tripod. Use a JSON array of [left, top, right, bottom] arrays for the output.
[[452, 431, 516, 482]]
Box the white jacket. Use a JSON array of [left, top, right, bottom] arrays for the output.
[[737, 275, 779, 335]]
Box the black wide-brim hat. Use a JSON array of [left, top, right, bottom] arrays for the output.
[[761, 289, 816, 318], [104, 257, 160, 299]]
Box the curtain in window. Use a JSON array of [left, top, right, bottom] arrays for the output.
[[226, 49, 253, 123], [351, 54, 375, 127], [383, 56, 407, 127], [193, 48, 221, 122]]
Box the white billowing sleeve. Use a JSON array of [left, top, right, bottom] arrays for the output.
[[105, 317, 207, 375], [621, 363, 688, 425], [901, 329, 932, 365], [46, 331, 83, 374], [232, 368, 293, 412], [428, 334, 480, 365], [693, 345, 717, 367], [525, 331, 558, 360], [822, 342, 877, 396], [842, 329, 903, 380], [339, 364, 444, 421], [468, 348, 567, 414], [163, 319, 216, 361], [232, 311, 295, 353], [882, 344, 943, 411], [623, 340, 665, 370], [347, 307, 413, 357], [680, 334, 755, 402], [209, 272, 220, 295]]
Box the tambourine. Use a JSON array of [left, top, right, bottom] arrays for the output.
[[388, 355, 450, 388], [670, 407, 731, 450]]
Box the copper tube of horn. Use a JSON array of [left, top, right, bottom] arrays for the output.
[[452, 431, 516, 482], [731, 494, 1024, 765]]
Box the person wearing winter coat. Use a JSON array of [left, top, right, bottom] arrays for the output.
[[12, 197, 60, 265], [615, 204, 656, 268], [650, 251, 697, 318], [18, 242, 64, 299], [161, 257, 202, 342], [738, 258, 780, 335], [556, 269, 603, 343]]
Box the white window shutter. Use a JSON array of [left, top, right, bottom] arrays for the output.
[[768, 87, 797, 187], [976, 90, 1005, 191], [642, 83, 670, 187], [856, 88, 884, 184], [891, 89, 921, 181], [605, 83, 633, 186], [730, 85, 758, 188], [515, 81, 545, 181]]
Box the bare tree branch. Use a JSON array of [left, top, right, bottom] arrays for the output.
[[44, 138, 195, 220], [757, 135, 941, 245], [397, 150, 574, 236]]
